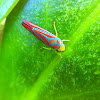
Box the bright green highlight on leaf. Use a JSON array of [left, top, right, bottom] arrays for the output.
[[22, 2, 100, 100], [0, 0, 100, 100], [65, 3, 100, 56], [0, 0, 19, 23]]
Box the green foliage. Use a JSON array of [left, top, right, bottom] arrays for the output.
[[0, 0, 100, 100], [0, 0, 19, 23]]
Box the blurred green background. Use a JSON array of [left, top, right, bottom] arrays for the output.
[[0, 0, 100, 100]]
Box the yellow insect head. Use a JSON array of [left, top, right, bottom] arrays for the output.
[[57, 45, 66, 51]]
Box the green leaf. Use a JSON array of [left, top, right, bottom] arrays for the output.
[[0, 0, 19, 23], [0, 0, 100, 100]]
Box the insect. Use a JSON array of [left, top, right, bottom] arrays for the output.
[[22, 20, 69, 58]]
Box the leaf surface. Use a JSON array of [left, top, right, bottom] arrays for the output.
[[0, 0, 100, 100], [0, 0, 19, 23]]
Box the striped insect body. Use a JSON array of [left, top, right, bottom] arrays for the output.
[[22, 20, 69, 52]]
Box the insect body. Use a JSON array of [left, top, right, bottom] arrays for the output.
[[22, 20, 69, 52]]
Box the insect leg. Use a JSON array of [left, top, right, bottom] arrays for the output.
[[55, 51, 62, 58], [40, 47, 52, 50], [62, 40, 70, 42], [54, 21, 58, 37]]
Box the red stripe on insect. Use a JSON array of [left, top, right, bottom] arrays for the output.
[[56, 40, 60, 46], [23, 23, 50, 46], [52, 45, 59, 49], [28, 22, 53, 35], [34, 27, 52, 35], [23, 24, 46, 44], [35, 30, 50, 46], [50, 40, 55, 45], [31, 30, 45, 44], [40, 32, 56, 38]]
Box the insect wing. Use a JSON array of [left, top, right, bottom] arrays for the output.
[[22, 20, 57, 47]]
